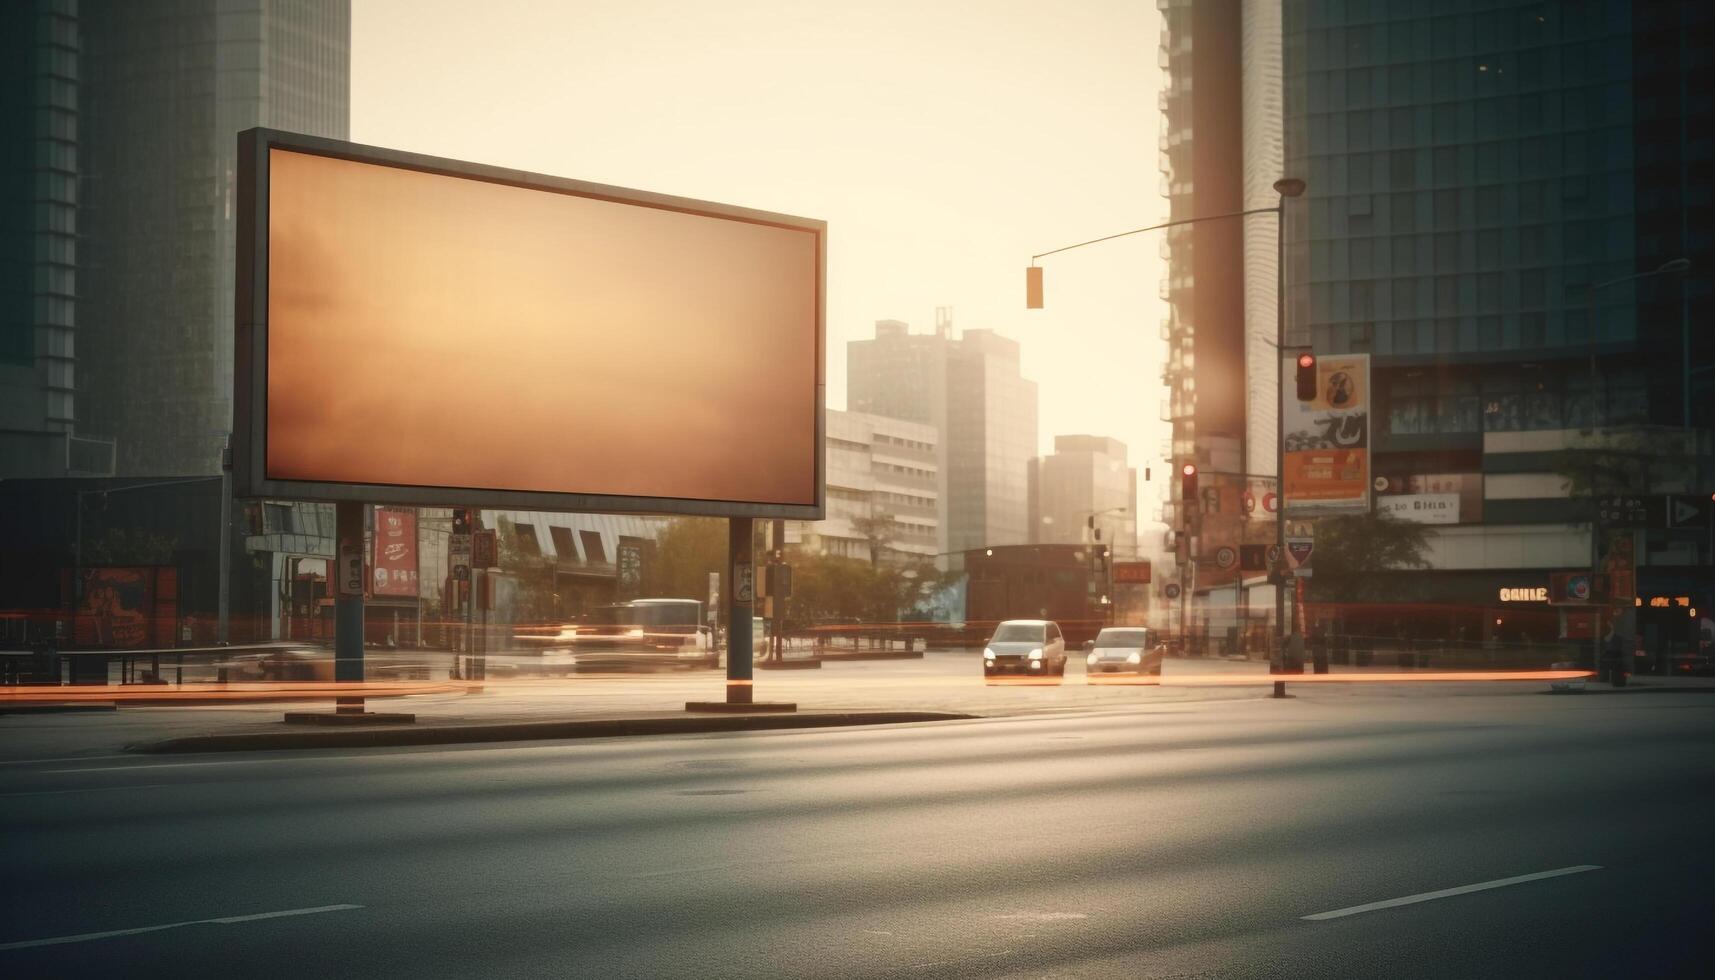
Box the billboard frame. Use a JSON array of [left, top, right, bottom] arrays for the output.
[[235, 127, 826, 520]]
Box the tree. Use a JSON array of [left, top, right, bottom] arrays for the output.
[[1306, 510, 1431, 603], [640, 517, 729, 602], [495, 516, 560, 623], [847, 512, 896, 569]]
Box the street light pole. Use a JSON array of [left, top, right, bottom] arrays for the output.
[[1271, 178, 1306, 698], [1026, 185, 1305, 678]]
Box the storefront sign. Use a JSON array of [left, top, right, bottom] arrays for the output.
[[1498, 587, 1548, 603], [1112, 561, 1152, 584], [1282, 353, 1370, 515], [1378, 492, 1460, 524]]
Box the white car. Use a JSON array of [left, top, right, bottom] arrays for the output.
[[983, 620, 1068, 679]]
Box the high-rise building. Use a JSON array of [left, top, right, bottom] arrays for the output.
[[1158, 0, 1285, 634], [1029, 435, 1138, 558], [1164, 0, 1713, 650], [78, 0, 351, 477], [848, 315, 1039, 558], [1274, 0, 1712, 645], [0, 1, 109, 478], [788, 409, 939, 564]]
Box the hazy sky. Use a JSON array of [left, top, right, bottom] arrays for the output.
[[352, 0, 1171, 524]]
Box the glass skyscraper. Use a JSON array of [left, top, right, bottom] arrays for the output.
[[1278, 0, 1711, 643], [78, 0, 350, 477]]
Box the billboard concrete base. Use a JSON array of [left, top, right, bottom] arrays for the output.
[[284, 710, 417, 725]]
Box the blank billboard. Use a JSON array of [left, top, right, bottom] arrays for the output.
[[235, 130, 824, 519]]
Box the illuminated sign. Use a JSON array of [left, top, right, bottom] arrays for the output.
[[1498, 587, 1548, 603], [1647, 596, 1692, 608]]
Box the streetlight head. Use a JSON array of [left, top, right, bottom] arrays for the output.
[[1657, 258, 1692, 275], [1273, 177, 1307, 198], [1025, 265, 1044, 309]]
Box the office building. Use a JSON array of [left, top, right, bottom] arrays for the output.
[[1158, 0, 1285, 634], [789, 409, 940, 564], [1276, 0, 1712, 646], [0, 1, 111, 477], [1029, 434, 1139, 558], [78, 0, 351, 477], [849, 316, 1038, 557]]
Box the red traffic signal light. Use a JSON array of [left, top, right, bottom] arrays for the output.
[[1295, 352, 1317, 401], [1180, 463, 1198, 520]]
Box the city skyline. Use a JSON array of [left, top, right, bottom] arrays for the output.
[[348, 0, 1173, 491]]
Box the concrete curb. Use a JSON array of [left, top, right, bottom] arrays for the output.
[[1541, 685, 1715, 695], [126, 711, 978, 754], [814, 650, 925, 662]]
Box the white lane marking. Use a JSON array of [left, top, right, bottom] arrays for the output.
[[1302, 865, 1602, 921], [0, 755, 134, 767], [44, 759, 298, 774], [0, 784, 174, 799], [0, 904, 363, 951], [989, 912, 1088, 922]]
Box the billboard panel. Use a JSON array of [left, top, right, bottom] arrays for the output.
[[235, 129, 825, 519], [1281, 353, 1370, 514], [372, 507, 420, 598]]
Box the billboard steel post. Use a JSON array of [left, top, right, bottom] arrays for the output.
[[334, 499, 365, 712], [727, 517, 754, 703]]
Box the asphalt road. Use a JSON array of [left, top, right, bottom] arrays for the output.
[[4, 690, 1713, 978]]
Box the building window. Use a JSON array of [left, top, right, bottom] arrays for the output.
[[549, 525, 577, 561], [580, 530, 607, 565]]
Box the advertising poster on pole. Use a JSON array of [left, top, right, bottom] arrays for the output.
[[1281, 353, 1370, 514], [372, 507, 420, 598]]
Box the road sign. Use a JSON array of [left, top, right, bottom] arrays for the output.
[[1286, 539, 1314, 567], [1666, 494, 1711, 529], [1164, 583, 1182, 600], [1266, 544, 1283, 566], [1215, 546, 1237, 570], [734, 561, 754, 603]]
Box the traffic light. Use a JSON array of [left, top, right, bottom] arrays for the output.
[[1180, 463, 1198, 517], [1295, 352, 1317, 401]]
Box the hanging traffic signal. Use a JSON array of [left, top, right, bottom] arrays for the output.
[[1295, 352, 1318, 401], [1180, 463, 1198, 517]]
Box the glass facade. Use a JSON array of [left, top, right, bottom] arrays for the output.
[[78, 0, 350, 477], [1285, 0, 1643, 362], [0, 0, 82, 476], [1285, 0, 1712, 440]]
